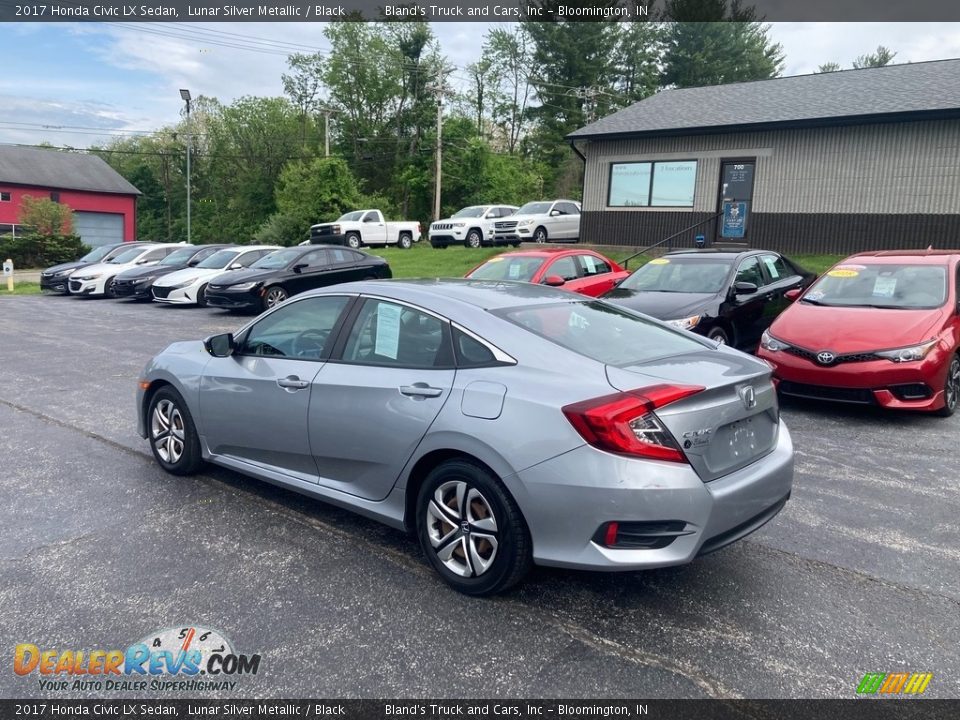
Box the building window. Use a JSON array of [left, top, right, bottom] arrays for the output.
[[50, 192, 60, 203], [0, 192, 10, 202], [608, 160, 697, 208]]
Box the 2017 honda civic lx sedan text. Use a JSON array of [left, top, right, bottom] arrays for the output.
[[137, 280, 793, 595]]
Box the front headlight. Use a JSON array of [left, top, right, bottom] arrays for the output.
[[517, 219, 534, 226], [875, 340, 937, 363], [230, 282, 260, 291], [666, 315, 701, 331], [74, 273, 102, 281], [136, 275, 156, 284], [760, 330, 792, 352], [451, 222, 465, 228], [166, 280, 195, 290]]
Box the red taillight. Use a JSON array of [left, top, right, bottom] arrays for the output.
[[562, 384, 703, 463]]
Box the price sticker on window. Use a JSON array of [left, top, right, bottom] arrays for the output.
[[872, 276, 897, 298]]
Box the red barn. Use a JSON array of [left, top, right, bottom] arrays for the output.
[[0, 145, 140, 247]]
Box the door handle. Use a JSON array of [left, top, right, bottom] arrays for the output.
[[399, 384, 443, 398], [277, 376, 310, 390]]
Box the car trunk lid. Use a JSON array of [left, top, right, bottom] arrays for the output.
[[607, 349, 778, 482]]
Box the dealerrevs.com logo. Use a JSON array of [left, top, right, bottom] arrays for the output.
[[14, 625, 261, 693], [856, 672, 933, 695]]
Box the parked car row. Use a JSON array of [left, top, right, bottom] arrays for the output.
[[427, 200, 582, 249], [40, 242, 392, 312]]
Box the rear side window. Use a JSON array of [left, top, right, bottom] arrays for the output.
[[341, 299, 453, 368], [760, 254, 791, 281], [453, 329, 496, 368], [496, 301, 704, 367], [580, 255, 611, 276]]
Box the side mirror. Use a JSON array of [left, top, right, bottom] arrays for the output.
[[550, 210, 561, 217], [229, 263, 243, 270], [543, 275, 566, 287], [733, 281, 758, 295], [785, 288, 801, 302], [187, 259, 201, 266], [292, 263, 308, 274], [203, 333, 235, 358], [136, 259, 151, 265]]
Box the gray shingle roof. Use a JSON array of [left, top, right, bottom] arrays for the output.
[[568, 59, 960, 140], [0, 145, 140, 195]]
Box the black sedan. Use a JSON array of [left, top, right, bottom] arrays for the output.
[[39, 242, 148, 293], [204, 245, 392, 312], [603, 248, 816, 350], [112, 244, 230, 299]]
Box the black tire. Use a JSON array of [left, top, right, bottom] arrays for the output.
[[707, 326, 731, 346], [196, 283, 209, 307], [934, 354, 960, 417], [416, 459, 532, 596], [510, 241, 521, 248], [533, 226, 548, 244], [346, 233, 361, 249], [398, 232, 413, 250], [261, 285, 288, 312], [105, 278, 118, 298], [147, 386, 203, 476], [465, 229, 483, 249]]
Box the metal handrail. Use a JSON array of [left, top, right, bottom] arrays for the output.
[[621, 211, 723, 269]]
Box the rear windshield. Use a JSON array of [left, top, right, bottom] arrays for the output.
[[495, 300, 705, 366], [804, 263, 948, 309], [197, 249, 241, 269], [468, 256, 545, 283], [620, 257, 732, 294]]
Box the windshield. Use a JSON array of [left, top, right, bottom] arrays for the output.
[[803, 263, 948, 309], [159, 248, 197, 266], [336, 211, 364, 222], [252, 249, 301, 269], [620, 257, 732, 294], [197, 249, 241, 269], [496, 301, 705, 366], [108, 247, 149, 264], [467, 256, 545, 283], [452, 207, 487, 218], [80, 245, 115, 263], [516, 202, 552, 215]]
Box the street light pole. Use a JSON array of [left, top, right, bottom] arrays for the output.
[[180, 89, 192, 244]]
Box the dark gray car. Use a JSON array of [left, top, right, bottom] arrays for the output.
[[137, 280, 793, 595]]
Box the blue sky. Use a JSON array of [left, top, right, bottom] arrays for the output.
[[3, 22, 960, 148]]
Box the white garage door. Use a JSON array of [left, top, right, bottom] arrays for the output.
[[73, 212, 124, 248]]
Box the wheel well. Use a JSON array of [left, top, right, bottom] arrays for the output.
[[141, 379, 172, 429], [707, 319, 735, 344], [403, 449, 503, 532], [468, 227, 482, 237]]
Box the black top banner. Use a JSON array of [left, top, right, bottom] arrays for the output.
[[3, 0, 960, 22]]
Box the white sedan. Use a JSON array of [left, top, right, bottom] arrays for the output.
[[150, 245, 279, 306], [68, 244, 177, 297]]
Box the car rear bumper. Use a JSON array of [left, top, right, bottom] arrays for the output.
[[760, 346, 949, 411], [507, 422, 793, 571]]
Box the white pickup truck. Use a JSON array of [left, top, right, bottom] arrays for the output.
[[310, 209, 422, 250]]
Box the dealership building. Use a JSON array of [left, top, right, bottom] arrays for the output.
[[568, 59, 960, 254], [0, 145, 140, 246]]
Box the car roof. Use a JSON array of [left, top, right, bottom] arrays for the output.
[[846, 250, 960, 264], [310, 278, 585, 311], [664, 248, 762, 259], [481, 247, 599, 259]]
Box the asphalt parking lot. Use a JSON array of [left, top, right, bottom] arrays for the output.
[[1, 294, 958, 699]]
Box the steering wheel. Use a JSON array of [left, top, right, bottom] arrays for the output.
[[293, 328, 330, 358]]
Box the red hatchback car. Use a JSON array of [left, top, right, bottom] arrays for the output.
[[757, 250, 960, 416], [465, 248, 630, 297]]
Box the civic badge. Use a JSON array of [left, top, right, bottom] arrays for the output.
[[816, 351, 836, 366], [739, 385, 757, 410]]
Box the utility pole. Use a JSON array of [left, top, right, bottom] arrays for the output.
[[320, 108, 337, 157], [179, 89, 192, 243], [434, 98, 442, 222]]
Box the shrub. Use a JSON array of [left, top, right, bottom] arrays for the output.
[[0, 233, 89, 268]]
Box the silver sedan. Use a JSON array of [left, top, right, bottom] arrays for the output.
[[137, 280, 793, 595]]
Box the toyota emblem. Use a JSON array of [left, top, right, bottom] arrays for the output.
[[816, 351, 836, 365]]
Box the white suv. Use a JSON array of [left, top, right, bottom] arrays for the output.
[[429, 205, 519, 249], [491, 200, 581, 246]]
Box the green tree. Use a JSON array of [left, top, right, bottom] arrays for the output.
[[282, 52, 327, 148], [18, 195, 73, 235], [662, 0, 785, 88], [853, 45, 897, 69], [816, 62, 842, 73], [273, 156, 366, 234], [481, 25, 535, 154]]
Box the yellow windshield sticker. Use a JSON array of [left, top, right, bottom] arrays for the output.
[[827, 269, 859, 278], [649, 258, 670, 265], [487, 257, 504, 262]]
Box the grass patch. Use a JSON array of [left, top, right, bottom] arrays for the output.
[[0, 281, 41, 296], [370, 242, 843, 279]]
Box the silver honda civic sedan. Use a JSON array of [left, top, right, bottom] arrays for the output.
[[137, 279, 793, 595]]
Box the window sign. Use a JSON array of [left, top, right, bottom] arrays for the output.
[[609, 163, 652, 206], [374, 303, 402, 359], [650, 161, 697, 206], [721, 201, 748, 238], [609, 161, 697, 207]]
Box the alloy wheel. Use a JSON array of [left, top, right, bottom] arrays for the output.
[[425, 481, 499, 578], [151, 399, 184, 464], [265, 287, 288, 308], [946, 356, 960, 412]]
